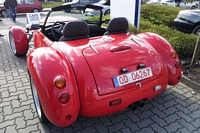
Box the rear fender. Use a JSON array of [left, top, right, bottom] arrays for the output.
[[27, 47, 80, 127], [9, 26, 29, 55], [137, 32, 182, 85]]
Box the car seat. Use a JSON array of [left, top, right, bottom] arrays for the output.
[[59, 21, 89, 41], [104, 17, 128, 35]]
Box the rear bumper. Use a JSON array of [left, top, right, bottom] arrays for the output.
[[80, 75, 168, 117]]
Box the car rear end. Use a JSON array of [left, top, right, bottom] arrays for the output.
[[65, 34, 168, 117], [173, 10, 200, 33]]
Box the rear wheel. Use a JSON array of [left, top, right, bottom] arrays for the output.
[[0, 10, 7, 17], [32, 8, 39, 13], [9, 31, 21, 56], [104, 9, 110, 16], [191, 6, 196, 9], [29, 72, 48, 124], [192, 25, 200, 35]]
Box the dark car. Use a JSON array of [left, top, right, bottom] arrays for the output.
[[63, 0, 100, 12], [0, 0, 42, 17], [173, 9, 200, 35]]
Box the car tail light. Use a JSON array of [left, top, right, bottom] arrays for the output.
[[55, 77, 66, 88], [175, 61, 181, 68], [171, 51, 177, 59], [59, 93, 70, 104]]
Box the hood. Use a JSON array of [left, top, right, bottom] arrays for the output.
[[83, 34, 164, 95]]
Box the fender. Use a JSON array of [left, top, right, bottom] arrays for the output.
[[9, 26, 29, 55], [27, 47, 80, 127], [137, 32, 182, 85]]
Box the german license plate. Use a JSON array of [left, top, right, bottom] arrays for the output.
[[113, 67, 153, 88]]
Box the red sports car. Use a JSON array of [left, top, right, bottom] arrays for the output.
[[8, 4, 182, 127]]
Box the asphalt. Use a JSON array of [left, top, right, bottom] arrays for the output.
[[0, 14, 200, 133]]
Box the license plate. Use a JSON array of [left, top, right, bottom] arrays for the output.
[[113, 67, 153, 88]]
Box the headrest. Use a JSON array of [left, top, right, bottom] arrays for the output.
[[106, 17, 128, 33], [62, 21, 89, 38]]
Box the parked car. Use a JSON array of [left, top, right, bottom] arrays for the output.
[[85, 0, 110, 16], [146, 0, 161, 4], [8, 4, 181, 127], [173, 9, 200, 34], [63, 0, 100, 12], [0, 0, 42, 17], [160, 0, 197, 9]]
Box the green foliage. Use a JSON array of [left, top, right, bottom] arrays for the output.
[[42, 2, 64, 8], [141, 4, 181, 27]]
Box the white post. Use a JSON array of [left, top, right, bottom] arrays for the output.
[[110, 0, 141, 29]]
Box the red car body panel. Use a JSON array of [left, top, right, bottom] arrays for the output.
[[9, 26, 28, 55], [137, 32, 182, 85], [8, 14, 182, 127]]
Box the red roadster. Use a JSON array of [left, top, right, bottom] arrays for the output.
[[8, 4, 182, 127]]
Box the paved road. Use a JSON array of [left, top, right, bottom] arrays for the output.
[[1, 17, 200, 133]]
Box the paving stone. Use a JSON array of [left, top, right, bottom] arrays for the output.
[[107, 122, 126, 133], [150, 114, 168, 127], [38, 123, 51, 133], [163, 100, 177, 108], [23, 109, 34, 120], [136, 118, 154, 129], [0, 101, 10, 108], [175, 110, 193, 123], [4, 112, 23, 121], [191, 118, 200, 128], [13, 105, 30, 113], [135, 127, 154, 133], [177, 127, 190, 133], [76, 126, 97, 133], [163, 113, 181, 124], [98, 116, 113, 127], [177, 118, 196, 132], [15, 117, 26, 129], [188, 110, 200, 119], [17, 124, 38, 133], [120, 128, 132, 133], [137, 110, 154, 120], [110, 113, 127, 123], [174, 104, 191, 114], [0, 119, 15, 129], [81, 117, 100, 128], [2, 95, 19, 103], [163, 106, 179, 116], [164, 121, 183, 133], [5, 124, 17, 133], [11, 99, 21, 108], [187, 103, 200, 112], [3, 105, 13, 116], [21, 99, 34, 106], [70, 120, 83, 132], [150, 123, 167, 133], [150, 100, 166, 111], [123, 118, 139, 132], [1, 90, 10, 98], [150, 107, 166, 118], [125, 111, 141, 123], [93, 122, 109, 133], [26, 117, 40, 126]]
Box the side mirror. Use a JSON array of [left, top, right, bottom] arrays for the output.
[[26, 24, 40, 31]]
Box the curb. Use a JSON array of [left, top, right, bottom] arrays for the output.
[[180, 75, 200, 90]]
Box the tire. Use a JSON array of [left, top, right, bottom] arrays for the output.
[[104, 9, 110, 16], [0, 10, 7, 17], [192, 25, 200, 35], [32, 8, 39, 13], [9, 31, 22, 56], [29, 72, 48, 124], [191, 6, 196, 9]]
